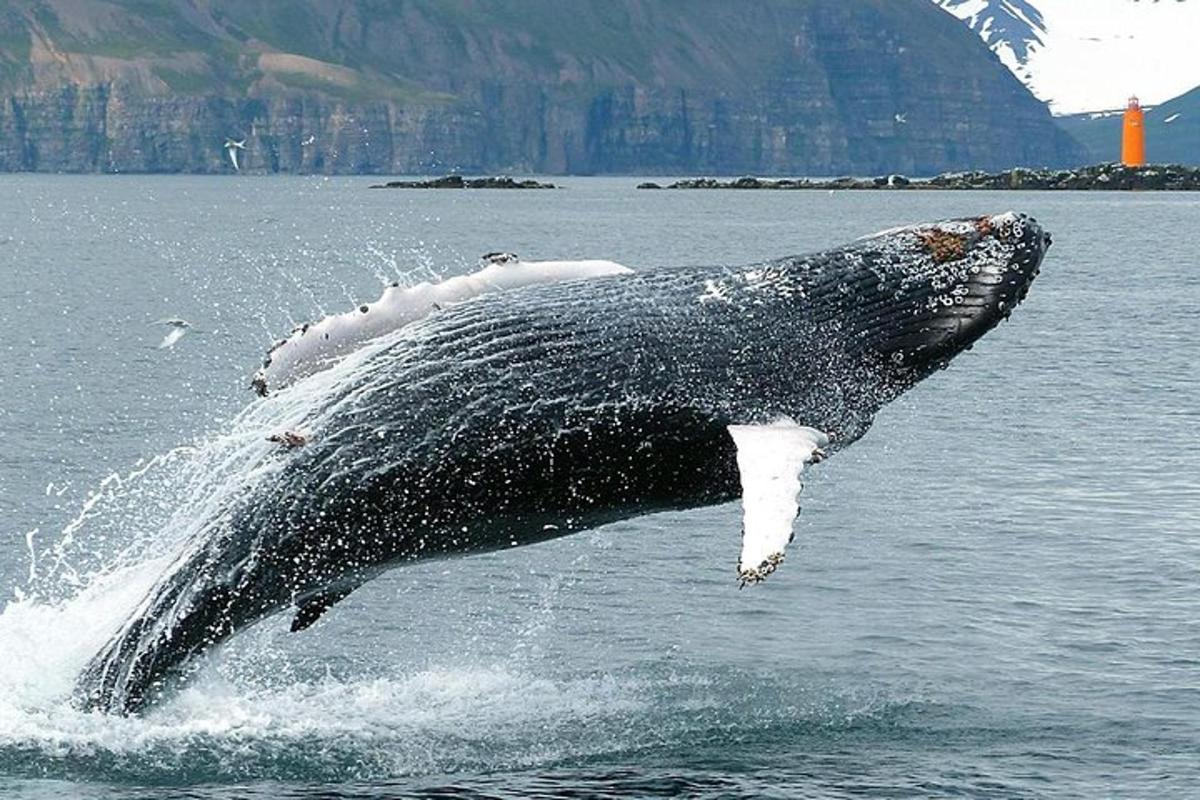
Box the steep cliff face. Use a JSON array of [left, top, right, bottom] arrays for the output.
[[0, 0, 1086, 175]]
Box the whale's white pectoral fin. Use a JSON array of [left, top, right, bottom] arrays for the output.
[[728, 420, 829, 588]]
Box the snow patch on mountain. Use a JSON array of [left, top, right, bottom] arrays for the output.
[[934, 1, 1045, 82], [936, 0, 1200, 114]]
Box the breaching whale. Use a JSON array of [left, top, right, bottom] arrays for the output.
[[75, 213, 1050, 714]]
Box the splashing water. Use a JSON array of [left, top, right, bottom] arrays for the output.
[[0, 297, 419, 768], [0, 249, 921, 791], [1, 468, 904, 787], [0, 274, 669, 785]]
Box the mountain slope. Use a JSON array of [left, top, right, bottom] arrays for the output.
[[933, 0, 1046, 85], [1055, 86, 1200, 166], [935, 0, 1200, 114], [0, 0, 1086, 175]]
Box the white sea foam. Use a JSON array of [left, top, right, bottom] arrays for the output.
[[0, 657, 643, 777], [0, 339, 365, 717]]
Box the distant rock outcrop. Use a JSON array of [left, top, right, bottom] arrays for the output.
[[0, 0, 1086, 175], [922, 164, 1200, 190], [369, 176, 556, 189], [642, 164, 1200, 191]]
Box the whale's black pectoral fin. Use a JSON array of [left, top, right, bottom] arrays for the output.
[[727, 419, 830, 588], [290, 587, 354, 632]]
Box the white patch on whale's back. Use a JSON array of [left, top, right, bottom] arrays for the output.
[[254, 258, 633, 395]]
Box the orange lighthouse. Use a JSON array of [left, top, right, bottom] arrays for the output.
[[1121, 96, 1146, 166]]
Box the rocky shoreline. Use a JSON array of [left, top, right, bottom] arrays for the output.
[[637, 164, 1200, 191], [369, 176, 557, 189]]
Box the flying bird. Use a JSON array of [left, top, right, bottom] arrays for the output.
[[224, 139, 246, 171], [153, 318, 194, 349], [894, 113, 908, 124]]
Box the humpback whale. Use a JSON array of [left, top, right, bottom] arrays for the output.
[[75, 213, 1050, 714]]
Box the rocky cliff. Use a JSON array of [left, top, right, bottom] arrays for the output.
[[0, 0, 1087, 175]]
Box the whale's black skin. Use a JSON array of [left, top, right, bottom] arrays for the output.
[[75, 214, 1050, 714]]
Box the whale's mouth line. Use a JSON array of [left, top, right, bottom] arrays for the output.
[[844, 212, 1047, 376]]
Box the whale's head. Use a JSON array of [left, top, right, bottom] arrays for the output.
[[840, 212, 1049, 394]]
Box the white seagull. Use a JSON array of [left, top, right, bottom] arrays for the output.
[[894, 113, 908, 124], [153, 318, 195, 349], [224, 138, 246, 171]]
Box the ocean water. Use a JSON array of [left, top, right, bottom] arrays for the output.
[[0, 176, 1197, 799]]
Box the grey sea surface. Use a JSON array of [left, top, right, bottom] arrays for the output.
[[0, 176, 1197, 799]]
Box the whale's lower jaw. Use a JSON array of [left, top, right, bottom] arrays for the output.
[[74, 213, 1049, 715], [865, 213, 1046, 381]]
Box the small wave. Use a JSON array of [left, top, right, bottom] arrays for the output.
[[0, 664, 642, 783], [0, 649, 937, 786]]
